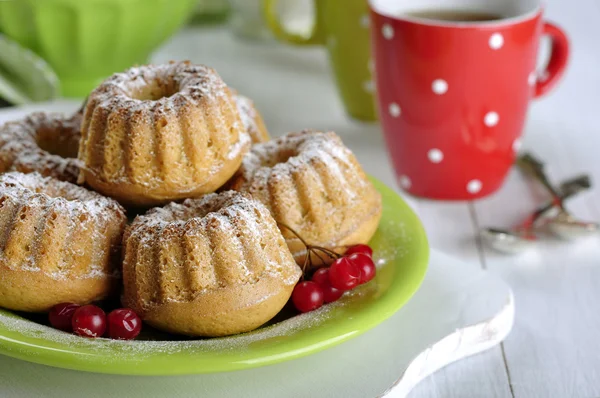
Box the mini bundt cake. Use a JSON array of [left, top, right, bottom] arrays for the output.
[[0, 172, 127, 312], [0, 111, 82, 183], [228, 131, 382, 266], [234, 92, 270, 143], [122, 191, 302, 337], [78, 61, 251, 206]]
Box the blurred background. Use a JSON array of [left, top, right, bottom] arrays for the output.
[[0, 0, 316, 106], [2, 1, 600, 397]]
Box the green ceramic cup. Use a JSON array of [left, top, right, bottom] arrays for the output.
[[263, 0, 376, 121], [0, 0, 197, 98]]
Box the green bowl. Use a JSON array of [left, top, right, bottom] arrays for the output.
[[0, 177, 429, 375], [0, 0, 197, 98]]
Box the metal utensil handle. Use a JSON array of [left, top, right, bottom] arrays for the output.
[[558, 175, 591, 195], [518, 153, 566, 210], [522, 181, 583, 229]]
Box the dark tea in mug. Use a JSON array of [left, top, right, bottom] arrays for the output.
[[405, 10, 504, 22]]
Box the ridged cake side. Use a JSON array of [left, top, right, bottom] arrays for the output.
[[122, 191, 301, 336], [79, 62, 251, 206], [234, 93, 270, 144], [229, 131, 382, 263], [0, 172, 127, 311]]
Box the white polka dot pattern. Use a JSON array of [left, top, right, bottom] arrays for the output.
[[360, 15, 370, 28], [489, 33, 504, 50], [428, 149, 444, 163], [382, 24, 394, 40], [399, 175, 412, 189], [513, 138, 522, 152], [389, 103, 401, 118], [529, 71, 537, 86], [484, 112, 500, 127], [432, 79, 448, 95], [467, 180, 483, 194]]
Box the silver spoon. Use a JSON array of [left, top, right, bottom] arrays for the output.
[[547, 212, 599, 240], [533, 174, 598, 239], [482, 224, 538, 254], [482, 176, 589, 253], [518, 154, 599, 240]]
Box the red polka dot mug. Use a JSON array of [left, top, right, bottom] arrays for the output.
[[369, 0, 569, 200]]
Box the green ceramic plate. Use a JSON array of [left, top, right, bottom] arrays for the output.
[[0, 177, 429, 375]]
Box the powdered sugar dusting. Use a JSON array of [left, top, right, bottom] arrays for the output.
[[227, 128, 251, 161], [96, 61, 230, 109], [234, 93, 268, 144], [0, 207, 421, 370], [0, 287, 369, 360], [237, 131, 358, 185], [125, 191, 301, 306], [0, 230, 406, 363], [0, 172, 121, 214], [11, 150, 82, 183], [80, 61, 250, 204], [0, 111, 82, 183], [230, 130, 382, 255], [0, 172, 126, 280], [235, 94, 257, 132]]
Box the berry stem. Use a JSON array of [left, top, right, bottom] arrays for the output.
[[311, 246, 341, 260], [301, 254, 311, 278], [312, 250, 327, 265], [277, 222, 343, 276], [277, 222, 310, 248]]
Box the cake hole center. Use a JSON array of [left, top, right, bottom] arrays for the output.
[[131, 79, 179, 101], [262, 148, 298, 168], [36, 127, 79, 158]]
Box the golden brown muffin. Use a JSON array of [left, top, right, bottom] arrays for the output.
[[78, 61, 251, 207], [234, 93, 270, 143], [0, 172, 127, 312], [228, 130, 382, 266], [0, 111, 82, 183], [122, 191, 301, 337]]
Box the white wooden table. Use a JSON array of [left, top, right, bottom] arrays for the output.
[[0, 0, 599, 395], [163, 4, 600, 394], [407, 1, 600, 395]]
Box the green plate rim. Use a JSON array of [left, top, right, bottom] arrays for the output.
[[0, 176, 429, 375]]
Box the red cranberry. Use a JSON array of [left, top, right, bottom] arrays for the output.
[[321, 282, 344, 303], [71, 305, 106, 338], [311, 268, 330, 285], [349, 253, 376, 284], [48, 303, 80, 332], [292, 281, 324, 313], [311, 268, 344, 303], [328, 257, 361, 291], [345, 244, 373, 258], [107, 309, 142, 340]]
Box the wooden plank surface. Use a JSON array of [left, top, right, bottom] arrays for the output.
[[156, 27, 517, 398], [412, 0, 600, 395], [0, 0, 597, 394]]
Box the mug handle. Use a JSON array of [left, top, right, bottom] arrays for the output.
[[534, 22, 570, 98], [262, 0, 325, 45]]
